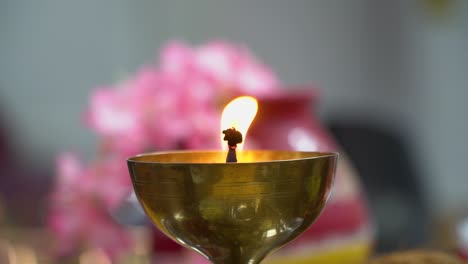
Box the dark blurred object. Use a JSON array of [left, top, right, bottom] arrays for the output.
[[0, 98, 51, 226], [328, 120, 429, 253], [0, 103, 14, 167]]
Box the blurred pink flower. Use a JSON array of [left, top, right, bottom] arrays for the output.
[[160, 41, 193, 75], [85, 40, 279, 152], [85, 87, 148, 155], [194, 41, 279, 96], [49, 153, 131, 260]]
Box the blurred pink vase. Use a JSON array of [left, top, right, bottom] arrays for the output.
[[247, 89, 374, 263], [153, 88, 374, 264]]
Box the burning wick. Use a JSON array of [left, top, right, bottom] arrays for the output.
[[222, 127, 243, 162]]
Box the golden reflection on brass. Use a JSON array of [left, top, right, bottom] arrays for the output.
[[128, 150, 337, 264]]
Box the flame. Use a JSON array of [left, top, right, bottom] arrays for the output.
[[220, 96, 258, 151]]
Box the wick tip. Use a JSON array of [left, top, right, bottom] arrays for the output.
[[222, 127, 243, 147]]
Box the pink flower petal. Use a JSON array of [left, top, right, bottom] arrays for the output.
[[236, 62, 279, 96], [195, 41, 241, 84], [56, 152, 82, 187], [160, 41, 194, 74]]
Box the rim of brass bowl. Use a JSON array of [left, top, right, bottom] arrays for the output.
[[127, 150, 338, 165]]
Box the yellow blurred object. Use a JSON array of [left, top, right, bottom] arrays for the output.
[[265, 241, 371, 264], [0, 239, 16, 264], [79, 248, 111, 264], [368, 250, 463, 264], [12, 244, 38, 264], [423, 0, 455, 18]]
